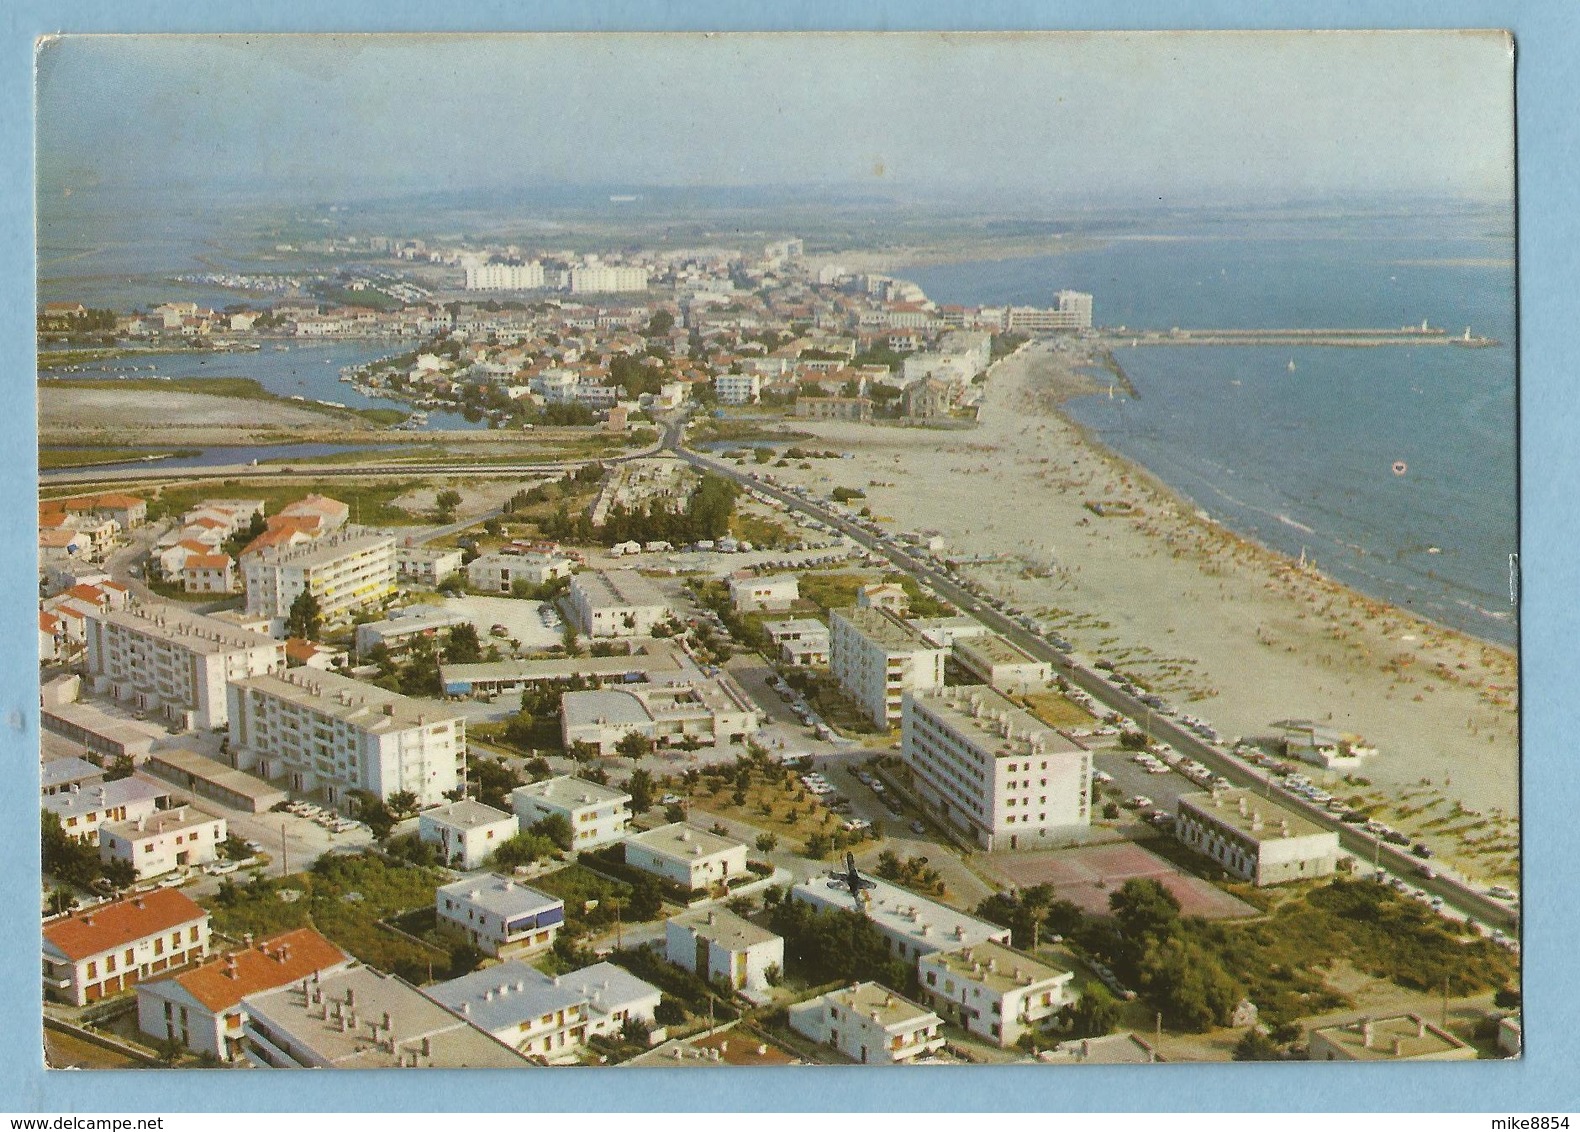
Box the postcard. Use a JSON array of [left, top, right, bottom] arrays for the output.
[[35, 30, 1518, 1072]]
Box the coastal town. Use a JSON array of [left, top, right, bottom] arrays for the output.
[[38, 232, 1520, 1072]]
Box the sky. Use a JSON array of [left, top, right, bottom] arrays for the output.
[[35, 32, 1515, 208]]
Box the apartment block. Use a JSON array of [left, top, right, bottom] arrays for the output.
[[465, 550, 574, 594], [792, 872, 1010, 967], [227, 669, 465, 809], [395, 544, 465, 585], [423, 960, 659, 1062], [829, 606, 946, 729], [243, 527, 397, 622], [418, 799, 518, 870], [242, 965, 530, 1068], [787, 982, 945, 1065], [435, 875, 565, 958], [43, 890, 210, 1006], [85, 602, 285, 731], [727, 571, 800, 613], [568, 569, 671, 638], [622, 823, 748, 892], [1174, 788, 1340, 887], [136, 928, 350, 1062], [99, 804, 227, 880], [917, 940, 1075, 1047], [666, 908, 784, 992], [951, 633, 1052, 693], [510, 776, 632, 849], [901, 685, 1091, 851]]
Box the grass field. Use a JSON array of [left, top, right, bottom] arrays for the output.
[[139, 478, 425, 526], [38, 446, 200, 469]]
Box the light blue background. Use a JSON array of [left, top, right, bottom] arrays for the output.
[[4, 1, 1573, 1113]]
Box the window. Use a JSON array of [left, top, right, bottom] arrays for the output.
[[106, 954, 116, 972], [86, 961, 97, 978], [189, 927, 199, 942]]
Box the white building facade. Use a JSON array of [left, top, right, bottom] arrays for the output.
[[901, 686, 1091, 851], [434, 875, 565, 958], [829, 607, 946, 729], [622, 823, 748, 892], [666, 908, 784, 992], [243, 528, 397, 622], [511, 776, 632, 849], [227, 669, 465, 809], [99, 805, 227, 880], [568, 569, 671, 638], [85, 603, 285, 731], [917, 940, 1075, 1047], [787, 982, 945, 1065], [418, 799, 519, 870]]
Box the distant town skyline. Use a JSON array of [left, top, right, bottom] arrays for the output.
[[37, 32, 1513, 209]]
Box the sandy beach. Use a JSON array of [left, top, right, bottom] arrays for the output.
[[766, 341, 1519, 885]]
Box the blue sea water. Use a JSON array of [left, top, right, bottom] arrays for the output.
[[902, 211, 1517, 645]]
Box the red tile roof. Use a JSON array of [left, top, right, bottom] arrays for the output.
[[184, 554, 232, 571], [43, 889, 207, 961], [171, 928, 347, 1012]]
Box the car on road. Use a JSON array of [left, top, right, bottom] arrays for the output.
[[1126, 795, 1153, 810], [1487, 886, 1517, 901], [659, 793, 683, 806], [1416, 865, 1435, 879], [909, 819, 926, 835], [205, 860, 240, 876], [158, 872, 190, 888], [1411, 843, 1434, 859], [490, 623, 509, 637]]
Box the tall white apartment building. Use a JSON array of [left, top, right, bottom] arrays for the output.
[[464, 261, 545, 291], [569, 265, 649, 294], [829, 607, 946, 729], [243, 528, 397, 622], [901, 685, 1091, 851], [712, 372, 762, 405], [86, 603, 285, 731], [226, 669, 465, 809], [568, 569, 671, 637]]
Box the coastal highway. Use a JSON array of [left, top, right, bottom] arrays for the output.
[[670, 434, 1521, 937]]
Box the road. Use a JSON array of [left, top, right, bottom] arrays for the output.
[[666, 425, 1520, 936]]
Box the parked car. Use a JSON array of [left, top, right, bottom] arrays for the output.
[[909, 819, 926, 835]]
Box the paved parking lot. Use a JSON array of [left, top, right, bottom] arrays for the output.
[[434, 595, 563, 650]]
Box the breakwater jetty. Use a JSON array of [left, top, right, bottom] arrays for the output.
[[1101, 324, 1499, 348]]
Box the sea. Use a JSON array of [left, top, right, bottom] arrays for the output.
[[901, 206, 1517, 646]]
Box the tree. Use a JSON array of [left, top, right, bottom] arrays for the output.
[[436, 572, 467, 596], [1494, 987, 1522, 1010], [803, 832, 831, 859], [219, 834, 252, 861], [664, 803, 687, 824], [625, 768, 656, 813], [347, 790, 395, 839], [1233, 1027, 1281, 1061], [615, 731, 654, 760], [530, 813, 575, 852], [561, 622, 583, 656], [285, 588, 323, 641], [444, 623, 482, 664], [1136, 936, 1242, 1033], [1057, 986, 1120, 1040], [755, 832, 779, 853], [434, 489, 462, 517], [492, 831, 557, 870], [386, 791, 420, 821], [627, 875, 665, 921], [620, 1015, 653, 1047], [654, 997, 686, 1025], [1109, 878, 1181, 945]]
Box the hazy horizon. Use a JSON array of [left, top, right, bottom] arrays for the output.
[[37, 32, 1515, 212]]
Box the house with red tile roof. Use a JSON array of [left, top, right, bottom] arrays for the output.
[[42, 889, 211, 1005], [183, 553, 235, 594], [135, 928, 350, 1061]]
